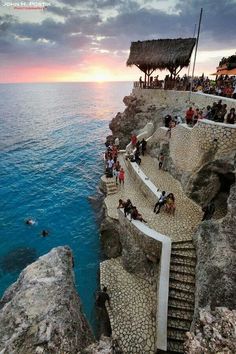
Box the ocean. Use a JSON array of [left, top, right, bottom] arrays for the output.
[[0, 81, 132, 329]]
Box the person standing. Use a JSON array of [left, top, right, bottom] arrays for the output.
[[131, 134, 137, 147], [118, 167, 125, 186], [185, 107, 194, 125], [158, 153, 165, 169], [141, 138, 147, 156], [114, 137, 119, 149]]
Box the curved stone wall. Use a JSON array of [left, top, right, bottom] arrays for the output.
[[170, 120, 236, 173], [132, 89, 236, 174]]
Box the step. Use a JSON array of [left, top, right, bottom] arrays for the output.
[[171, 256, 196, 267], [168, 298, 194, 311], [170, 264, 196, 275], [167, 317, 191, 331], [172, 241, 195, 251], [107, 190, 118, 195], [172, 240, 193, 245], [171, 245, 195, 252], [169, 280, 195, 293], [171, 250, 196, 260], [168, 308, 194, 321], [167, 328, 187, 342], [168, 289, 195, 303], [106, 186, 117, 191], [167, 339, 184, 353], [170, 272, 195, 284]]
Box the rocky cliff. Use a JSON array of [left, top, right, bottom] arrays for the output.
[[185, 307, 236, 354], [193, 184, 236, 313], [0, 246, 94, 354], [184, 184, 236, 352], [109, 94, 166, 148]]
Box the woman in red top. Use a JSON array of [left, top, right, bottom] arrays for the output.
[[185, 107, 194, 125], [131, 134, 137, 147], [118, 168, 125, 186]]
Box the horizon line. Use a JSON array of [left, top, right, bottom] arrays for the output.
[[0, 80, 134, 85]]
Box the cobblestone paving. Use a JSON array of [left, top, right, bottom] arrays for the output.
[[104, 153, 203, 242], [100, 257, 156, 354]]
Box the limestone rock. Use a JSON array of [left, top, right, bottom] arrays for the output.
[[0, 246, 94, 354], [83, 336, 113, 354], [193, 184, 236, 314], [185, 307, 236, 354], [109, 94, 165, 148]]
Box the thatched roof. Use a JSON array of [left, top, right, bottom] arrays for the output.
[[126, 38, 196, 73]]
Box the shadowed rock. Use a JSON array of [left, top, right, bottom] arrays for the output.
[[0, 247, 37, 273], [0, 246, 94, 354]]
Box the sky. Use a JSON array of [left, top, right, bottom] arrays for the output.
[[0, 0, 236, 83]]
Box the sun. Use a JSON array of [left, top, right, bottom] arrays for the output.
[[93, 70, 110, 82]]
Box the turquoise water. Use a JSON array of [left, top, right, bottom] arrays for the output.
[[0, 82, 132, 328]]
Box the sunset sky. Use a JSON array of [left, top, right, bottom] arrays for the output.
[[0, 0, 236, 83]]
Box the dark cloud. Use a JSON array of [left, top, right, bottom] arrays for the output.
[[0, 0, 236, 77]]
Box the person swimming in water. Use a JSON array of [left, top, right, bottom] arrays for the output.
[[41, 230, 49, 237], [25, 219, 35, 225]]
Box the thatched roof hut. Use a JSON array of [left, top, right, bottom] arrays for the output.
[[127, 38, 196, 81]]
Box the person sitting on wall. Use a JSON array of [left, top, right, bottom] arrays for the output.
[[154, 191, 166, 214], [124, 199, 133, 217], [117, 199, 126, 209], [216, 104, 227, 123], [130, 206, 147, 223], [164, 193, 176, 215], [226, 108, 236, 124]]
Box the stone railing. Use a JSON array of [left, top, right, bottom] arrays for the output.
[[170, 119, 236, 173], [132, 88, 236, 113], [125, 157, 160, 205], [126, 122, 154, 153], [118, 209, 171, 352]]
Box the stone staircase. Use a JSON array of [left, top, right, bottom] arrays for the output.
[[105, 179, 118, 195], [166, 240, 196, 353]]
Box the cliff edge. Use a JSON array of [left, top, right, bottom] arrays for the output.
[[0, 246, 94, 354]]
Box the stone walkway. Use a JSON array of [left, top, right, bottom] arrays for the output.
[[102, 152, 202, 353], [100, 257, 156, 354], [104, 153, 202, 242]]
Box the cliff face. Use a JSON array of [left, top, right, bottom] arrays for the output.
[[193, 184, 236, 313], [109, 94, 165, 148], [0, 246, 94, 354], [185, 307, 236, 354]]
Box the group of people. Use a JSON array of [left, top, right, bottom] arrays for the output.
[[192, 74, 236, 98], [126, 134, 147, 165], [105, 138, 125, 185], [185, 100, 236, 125], [153, 191, 176, 215], [25, 219, 49, 237], [117, 199, 147, 223], [137, 73, 236, 99]]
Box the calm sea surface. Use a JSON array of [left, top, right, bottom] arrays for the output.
[[0, 82, 132, 329]]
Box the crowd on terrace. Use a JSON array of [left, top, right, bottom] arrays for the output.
[[138, 74, 236, 99]]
